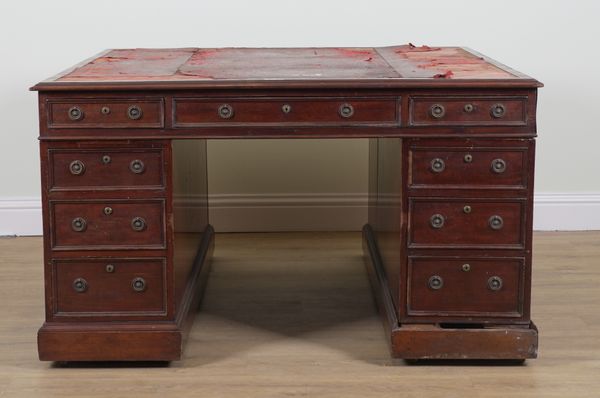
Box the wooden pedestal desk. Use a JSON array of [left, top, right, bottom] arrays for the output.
[[32, 45, 541, 362]]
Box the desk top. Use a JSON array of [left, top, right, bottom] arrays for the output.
[[32, 44, 541, 91]]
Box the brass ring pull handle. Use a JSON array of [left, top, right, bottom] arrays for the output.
[[490, 103, 506, 118], [129, 159, 145, 174], [428, 275, 444, 290], [430, 158, 445, 173], [488, 276, 503, 291], [430, 214, 445, 229], [218, 104, 234, 119], [489, 215, 504, 230], [491, 158, 507, 174], [72, 278, 88, 293], [71, 217, 87, 232], [127, 105, 143, 120], [430, 104, 445, 119], [131, 217, 147, 232], [339, 103, 355, 118], [132, 277, 146, 292], [68, 106, 84, 121], [69, 160, 86, 175]]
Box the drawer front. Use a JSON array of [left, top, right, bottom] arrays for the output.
[[173, 97, 399, 127], [52, 258, 167, 317], [47, 98, 164, 128], [49, 148, 165, 191], [409, 96, 527, 126], [407, 257, 524, 317], [409, 146, 528, 189], [50, 200, 166, 250], [408, 199, 525, 249]]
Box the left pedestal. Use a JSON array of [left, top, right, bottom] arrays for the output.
[[38, 140, 211, 361]]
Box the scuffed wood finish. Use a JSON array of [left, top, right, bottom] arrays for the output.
[[38, 225, 214, 361], [38, 138, 206, 361], [52, 257, 167, 318], [172, 139, 209, 310], [34, 45, 540, 361], [38, 323, 183, 362], [368, 138, 404, 309], [408, 142, 530, 189], [172, 96, 400, 127], [50, 199, 166, 250], [408, 198, 526, 249], [48, 147, 166, 191], [407, 256, 525, 319], [408, 95, 527, 126], [363, 225, 537, 360], [36, 88, 537, 139], [367, 134, 536, 355], [390, 323, 538, 360], [46, 98, 165, 129]]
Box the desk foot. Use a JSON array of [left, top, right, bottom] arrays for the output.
[[362, 224, 538, 360], [38, 225, 214, 362]]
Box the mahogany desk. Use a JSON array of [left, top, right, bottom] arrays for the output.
[[32, 45, 541, 362]]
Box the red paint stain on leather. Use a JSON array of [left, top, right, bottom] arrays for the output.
[[186, 49, 220, 65], [56, 47, 515, 81], [93, 56, 128, 63], [395, 43, 442, 53], [336, 48, 374, 57], [389, 46, 511, 78], [433, 70, 454, 79], [61, 49, 196, 79], [418, 58, 487, 67]]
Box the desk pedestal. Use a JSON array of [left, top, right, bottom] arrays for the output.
[[363, 224, 538, 360], [38, 223, 214, 361]]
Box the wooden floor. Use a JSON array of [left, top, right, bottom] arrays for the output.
[[0, 232, 599, 397]]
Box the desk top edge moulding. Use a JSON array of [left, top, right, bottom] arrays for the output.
[[34, 44, 541, 362]]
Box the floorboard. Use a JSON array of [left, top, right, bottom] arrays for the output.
[[0, 231, 598, 397]]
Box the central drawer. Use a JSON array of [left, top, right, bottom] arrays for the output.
[[50, 199, 166, 250], [172, 97, 400, 127], [408, 198, 526, 249], [52, 258, 167, 318]]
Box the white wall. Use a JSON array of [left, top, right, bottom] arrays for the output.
[[1, 0, 599, 234]]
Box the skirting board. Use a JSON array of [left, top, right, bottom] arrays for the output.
[[2, 192, 600, 236], [208, 193, 367, 232], [0, 197, 43, 236]]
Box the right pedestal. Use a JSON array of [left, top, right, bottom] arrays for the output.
[[363, 224, 538, 360]]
